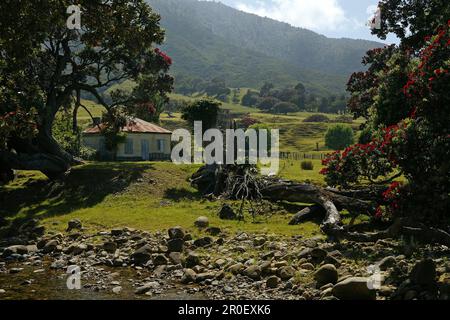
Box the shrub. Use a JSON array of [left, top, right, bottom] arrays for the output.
[[333, 115, 353, 123], [303, 114, 330, 123], [300, 161, 314, 170], [325, 124, 354, 150], [272, 102, 298, 114]]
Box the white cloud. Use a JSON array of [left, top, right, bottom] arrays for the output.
[[235, 0, 354, 32]]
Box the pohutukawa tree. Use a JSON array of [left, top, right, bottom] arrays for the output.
[[321, 0, 450, 232], [0, 0, 173, 180]]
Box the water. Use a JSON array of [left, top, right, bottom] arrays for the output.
[[0, 263, 207, 300]]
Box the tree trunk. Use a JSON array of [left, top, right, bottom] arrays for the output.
[[73, 89, 81, 134]]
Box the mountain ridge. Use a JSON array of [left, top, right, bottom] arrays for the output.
[[146, 0, 384, 94]]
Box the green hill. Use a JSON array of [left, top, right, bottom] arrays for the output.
[[147, 0, 384, 94]]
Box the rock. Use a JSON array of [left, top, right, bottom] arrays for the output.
[[112, 286, 122, 294], [111, 229, 123, 236], [310, 248, 327, 262], [153, 254, 168, 266], [404, 290, 417, 300], [194, 216, 209, 228], [50, 259, 66, 269], [181, 268, 197, 284], [0, 289, 5, 294], [206, 227, 221, 236], [71, 244, 87, 255], [314, 264, 338, 287], [67, 219, 82, 232], [223, 286, 234, 294], [168, 226, 185, 240], [410, 259, 436, 286], [42, 240, 58, 254], [324, 255, 341, 268], [131, 245, 152, 264], [266, 276, 281, 289], [235, 232, 249, 241], [9, 268, 23, 274], [135, 281, 160, 294], [2, 245, 28, 257], [184, 252, 200, 268], [253, 237, 266, 246], [378, 256, 397, 271], [26, 244, 38, 253], [332, 277, 376, 300], [300, 263, 315, 271], [243, 265, 261, 280], [167, 238, 184, 252], [228, 262, 245, 274], [195, 272, 216, 282], [278, 266, 296, 280], [298, 248, 313, 258], [103, 241, 117, 253], [218, 204, 236, 220], [168, 252, 182, 265], [193, 237, 212, 248], [214, 258, 227, 268]]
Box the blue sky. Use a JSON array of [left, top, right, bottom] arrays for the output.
[[205, 0, 398, 43]]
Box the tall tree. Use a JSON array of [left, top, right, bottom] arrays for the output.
[[0, 0, 173, 179]]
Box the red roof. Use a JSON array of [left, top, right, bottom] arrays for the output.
[[83, 117, 171, 134]]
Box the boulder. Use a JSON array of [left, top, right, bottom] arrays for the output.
[[332, 277, 376, 300], [278, 266, 296, 280], [67, 219, 82, 232], [184, 252, 200, 268], [194, 216, 209, 228], [131, 245, 152, 264], [193, 237, 212, 248], [410, 259, 436, 286], [243, 265, 261, 280], [218, 204, 236, 220], [206, 227, 221, 236], [181, 268, 197, 284], [314, 264, 338, 287], [228, 262, 245, 274], [42, 240, 58, 254], [168, 252, 182, 265], [168, 226, 185, 240], [153, 254, 169, 266], [378, 256, 397, 271], [103, 242, 117, 253], [167, 238, 184, 252], [111, 229, 124, 236], [266, 276, 281, 289]]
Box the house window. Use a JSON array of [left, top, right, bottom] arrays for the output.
[[125, 138, 134, 155], [157, 139, 165, 152]]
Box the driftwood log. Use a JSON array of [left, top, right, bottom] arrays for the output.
[[190, 164, 450, 246]]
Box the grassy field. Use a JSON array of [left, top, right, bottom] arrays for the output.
[[1, 93, 365, 238], [0, 162, 325, 238]]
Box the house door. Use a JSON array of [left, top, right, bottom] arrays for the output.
[[141, 140, 149, 160]]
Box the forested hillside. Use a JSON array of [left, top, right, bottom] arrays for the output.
[[148, 0, 383, 94]]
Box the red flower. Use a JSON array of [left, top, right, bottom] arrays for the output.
[[155, 48, 172, 65], [375, 206, 383, 219]]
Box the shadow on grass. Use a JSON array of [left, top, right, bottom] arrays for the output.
[[163, 187, 202, 202], [0, 162, 152, 230]]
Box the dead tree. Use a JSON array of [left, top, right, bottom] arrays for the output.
[[190, 164, 450, 246]]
